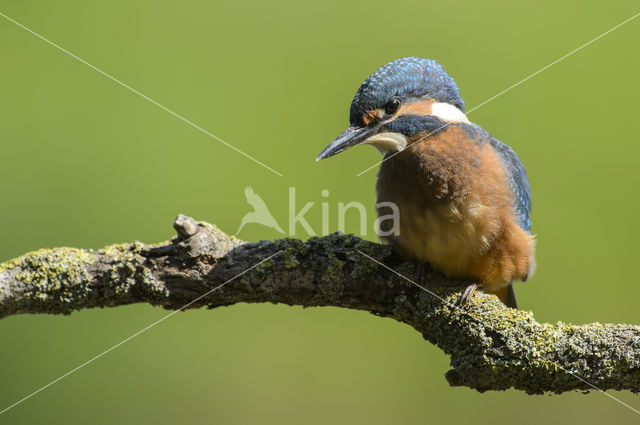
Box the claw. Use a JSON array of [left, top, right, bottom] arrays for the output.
[[459, 283, 477, 305]]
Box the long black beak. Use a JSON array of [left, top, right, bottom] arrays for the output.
[[316, 125, 377, 161]]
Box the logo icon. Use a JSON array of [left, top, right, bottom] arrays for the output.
[[236, 187, 285, 234]]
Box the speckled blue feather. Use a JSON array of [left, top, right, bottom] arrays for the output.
[[350, 57, 464, 126], [381, 114, 447, 136], [488, 137, 532, 233]]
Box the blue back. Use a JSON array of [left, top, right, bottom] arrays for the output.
[[488, 138, 532, 233]]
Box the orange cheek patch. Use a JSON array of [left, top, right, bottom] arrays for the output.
[[362, 109, 382, 126], [397, 99, 433, 117]]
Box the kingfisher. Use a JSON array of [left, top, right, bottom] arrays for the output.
[[316, 57, 535, 308]]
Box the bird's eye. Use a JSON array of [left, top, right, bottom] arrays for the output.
[[384, 98, 401, 115]]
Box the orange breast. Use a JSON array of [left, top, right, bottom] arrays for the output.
[[376, 125, 535, 294]]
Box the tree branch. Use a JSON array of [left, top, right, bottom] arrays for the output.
[[1, 214, 638, 394]]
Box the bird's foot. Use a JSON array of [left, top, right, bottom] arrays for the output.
[[459, 283, 478, 305]]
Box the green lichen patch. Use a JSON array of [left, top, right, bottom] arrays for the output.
[[0, 256, 22, 274], [349, 240, 392, 278], [316, 255, 345, 299], [273, 239, 308, 269], [8, 247, 95, 313], [103, 242, 168, 301], [408, 287, 640, 393]]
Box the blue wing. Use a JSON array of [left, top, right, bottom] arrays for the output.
[[488, 137, 532, 233]]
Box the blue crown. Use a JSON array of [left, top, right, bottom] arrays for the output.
[[349, 57, 464, 125]]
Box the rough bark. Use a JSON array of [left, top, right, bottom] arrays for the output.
[[1, 214, 638, 394]]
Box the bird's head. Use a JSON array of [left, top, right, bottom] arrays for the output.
[[316, 57, 467, 161]]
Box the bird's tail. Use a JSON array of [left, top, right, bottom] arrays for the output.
[[495, 284, 518, 309]]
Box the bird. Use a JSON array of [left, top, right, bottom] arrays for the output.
[[316, 57, 535, 308], [236, 186, 285, 234]]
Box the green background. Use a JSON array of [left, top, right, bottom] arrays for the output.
[[1, 1, 639, 423]]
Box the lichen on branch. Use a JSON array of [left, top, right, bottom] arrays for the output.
[[1, 214, 639, 395]]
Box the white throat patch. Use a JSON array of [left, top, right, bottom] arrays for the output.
[[362, 132, 408, 154], [431, 102, 470, 123]]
